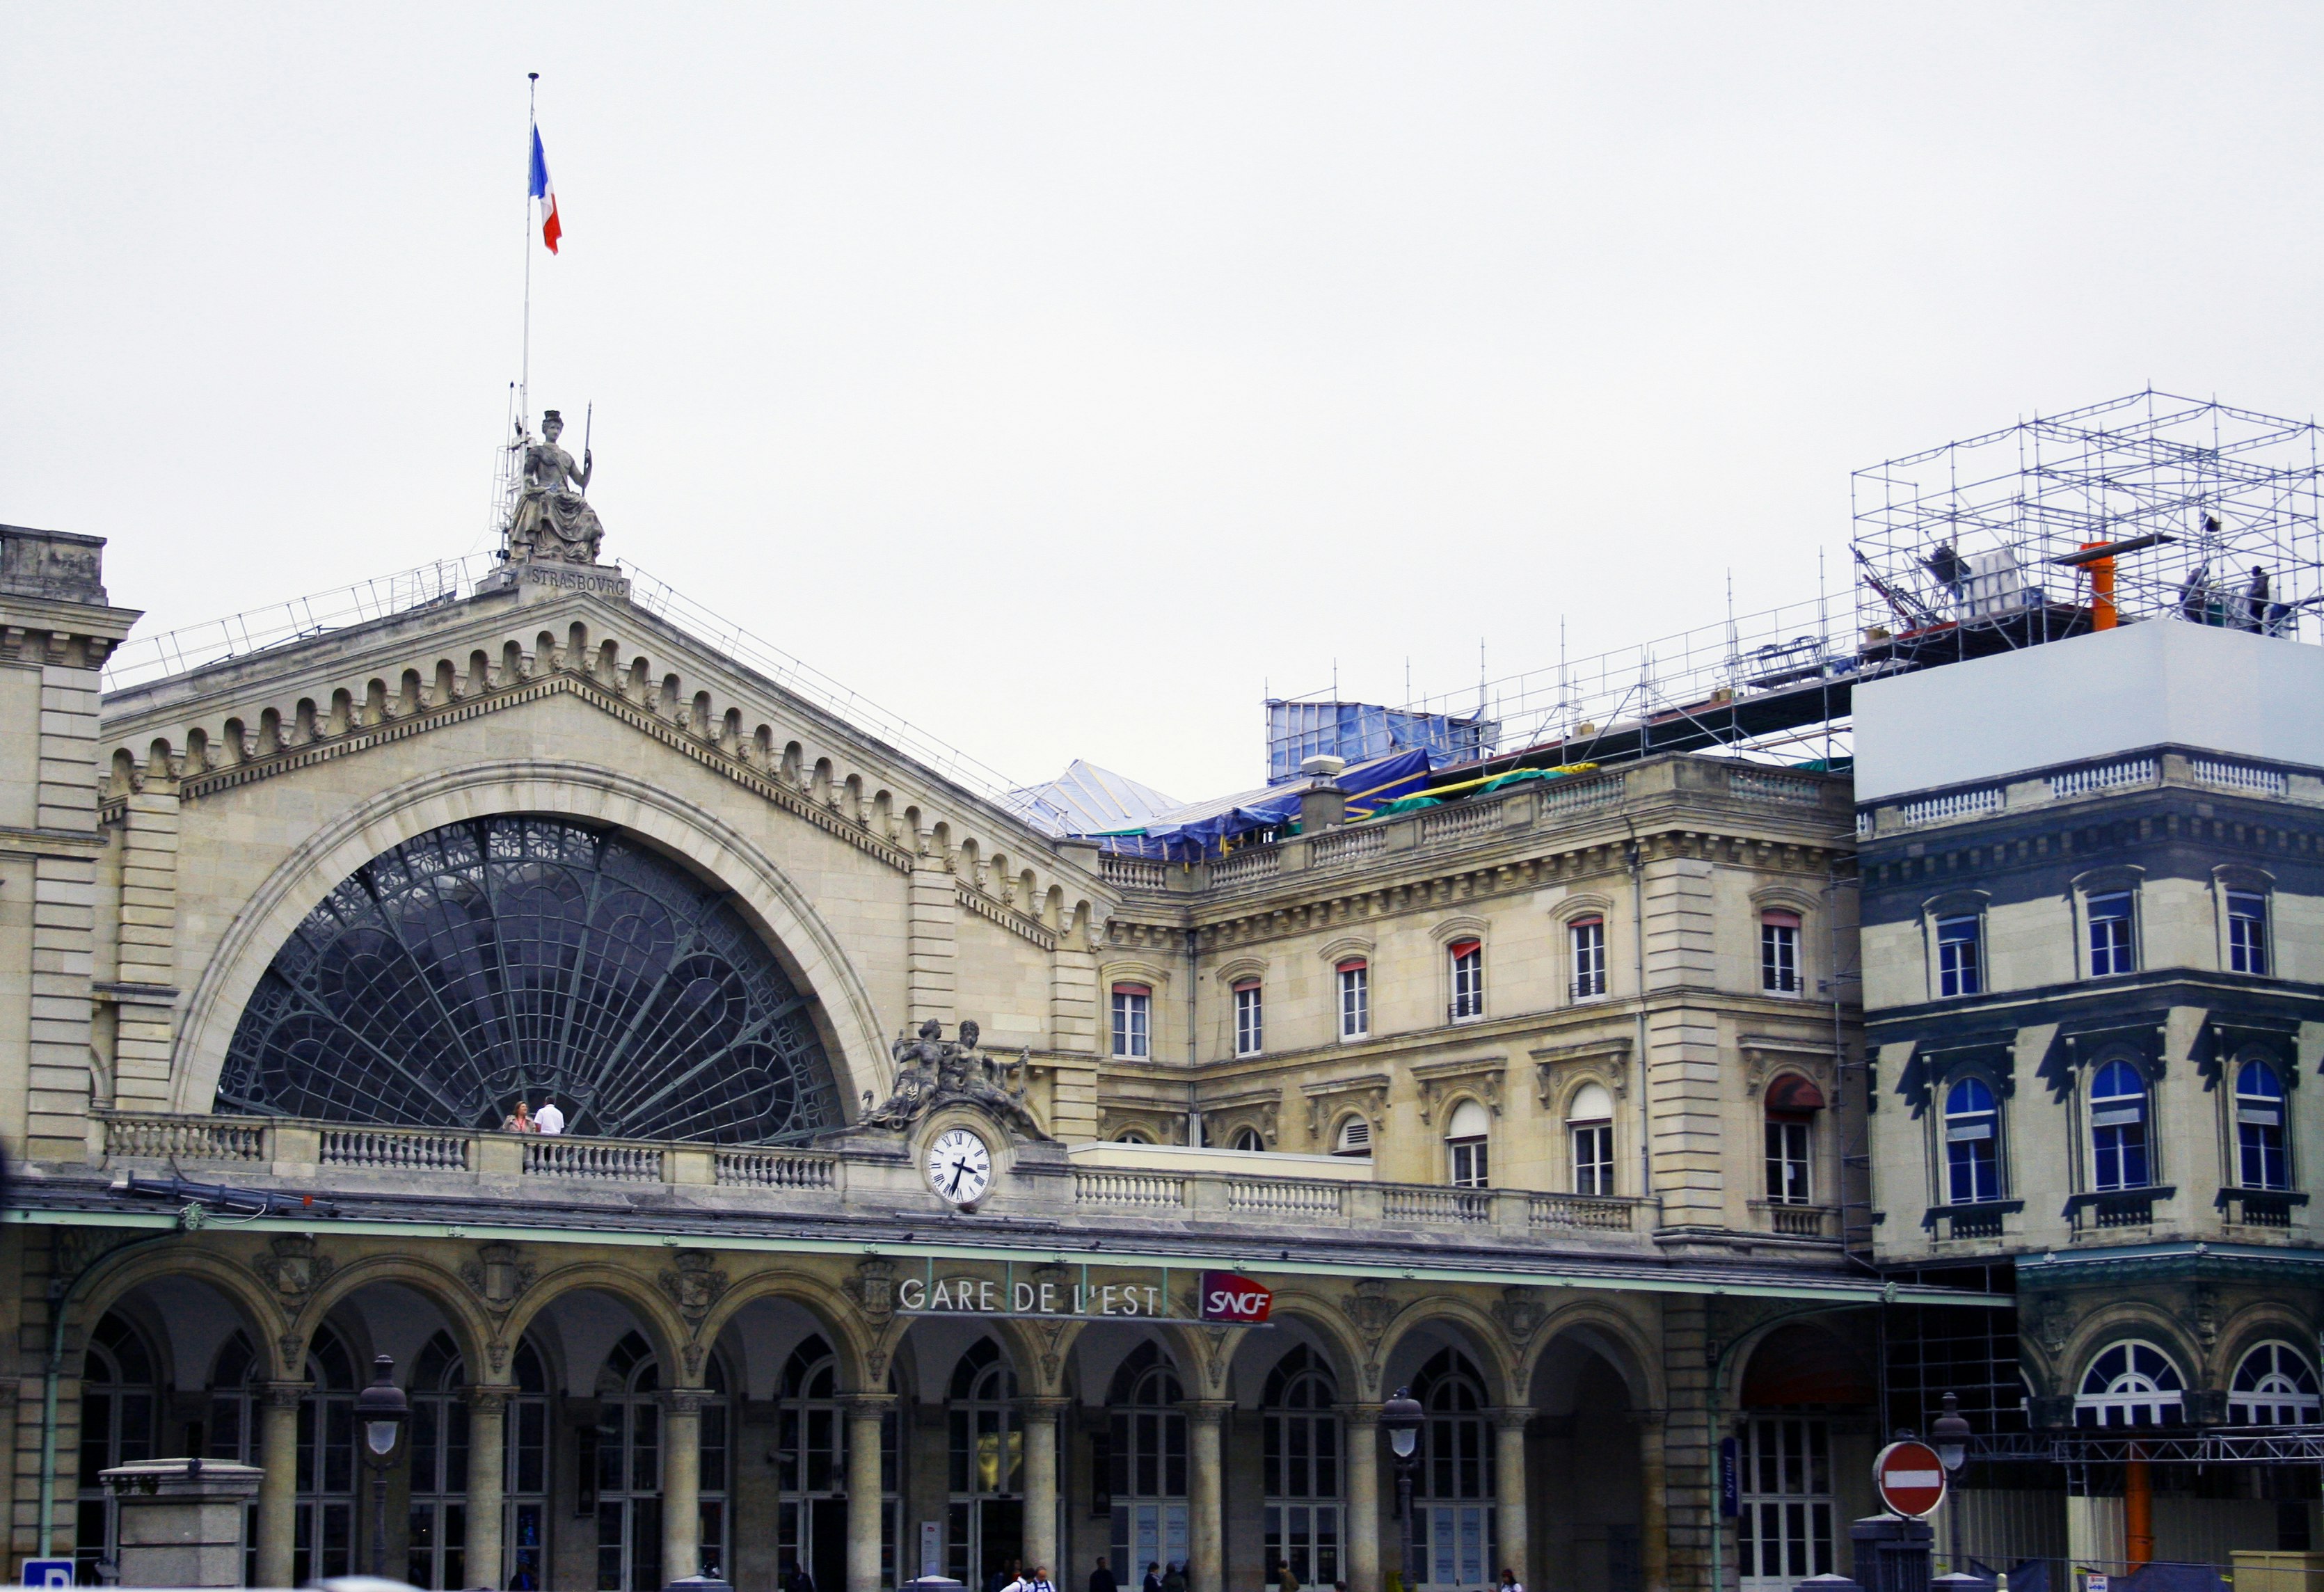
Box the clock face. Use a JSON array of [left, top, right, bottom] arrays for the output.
[[925, 1127, 994, 1207]]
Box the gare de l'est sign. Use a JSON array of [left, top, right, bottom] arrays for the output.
[[893, 1265, 1275, 1324]]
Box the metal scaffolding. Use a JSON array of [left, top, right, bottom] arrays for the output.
[[1852, 389, 2324, 667]]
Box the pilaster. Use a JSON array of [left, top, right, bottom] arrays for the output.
[[109, 784, 181, 1111], [907, 858, 958, 1026]]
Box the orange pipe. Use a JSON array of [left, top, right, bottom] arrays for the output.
[[2124, 1446, 2153, 1568], [2084, 542, 2118, 630]]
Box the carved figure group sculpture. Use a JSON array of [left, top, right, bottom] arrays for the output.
[[860, 1018, 1046, 1140]]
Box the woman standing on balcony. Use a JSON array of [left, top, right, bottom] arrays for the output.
[[501, 1099, 538, 1133]]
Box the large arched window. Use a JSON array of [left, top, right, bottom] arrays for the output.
[[2236, 1059, 2290, 1191], [1411, 1347, 1496, 1590], [1108, 1343, 1188, 1582], [2230, 1342, 2321, 1425], [1943, 1078, 2001, 1204], [1263, 1346, 1342, 1587], [2074, 1342, 2185, 1427], [218, 815, 840, 1142], [946, 1339, 1021, 1587], [208, 1325, 358, 1586], [594, 1332, 732, 1591], [76, 1312, 159, 1584], [779, 1335, 897, 1592], [407, 1333, 471, 1591], [1445, 1099, 1490, 1190], [2089, 1060, 2151, 1191]]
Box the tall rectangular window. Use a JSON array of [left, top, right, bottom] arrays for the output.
[[2229, 891, 2270, 976], [1449, 939, 1484, 1022], [1571, 1122, 1615, 1197], [1337, 962, 1369, 1041], [1936, 914, 1983, 998], [1111, 985, 1151, 1060], [2089, 1059, 2151, 1191], [2087, 892, 2136, 978], [1765, 1118, 1811, 1204], [1570, 916, 1608, 999], [1233, 980, 1263, 1058], [1761, 912, 1801, 995], [1449, 1138, 1488, 1189]]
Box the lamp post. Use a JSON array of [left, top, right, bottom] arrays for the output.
[[1930, 1392, 1973, 1575], [1381, 1386, 1424, 1592], [356, 1353, 410, 1581]]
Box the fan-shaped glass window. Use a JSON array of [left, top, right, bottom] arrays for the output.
[[2230, 1342, 2321, 1425], [2075, 1342, 2184, 1428], [218, 815, 839, 1143]]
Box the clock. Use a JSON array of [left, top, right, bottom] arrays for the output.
[[925, 1127, 993, 1208]]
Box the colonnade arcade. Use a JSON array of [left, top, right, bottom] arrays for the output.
[[61, 1245, 1673, 1592]]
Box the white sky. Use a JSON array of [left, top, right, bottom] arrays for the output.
[[8, 4, 2324, 802]]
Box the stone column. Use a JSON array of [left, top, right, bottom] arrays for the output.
[[1492, 1409, 1529, 1587], [465, 1387, 511, 1591], [1343, 1405, 1382, 1592], [1638, 1412, 1669, 1592], [662, 1390, 706, 1589], [1188, 1402, 1232, 1592], [1022, 1398, 1069, 1581], [255, 1383, 308, 1590], [845, 1394, 895, 1592]]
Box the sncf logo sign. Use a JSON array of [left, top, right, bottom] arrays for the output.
[[1200, 1271, 1273, 1323]]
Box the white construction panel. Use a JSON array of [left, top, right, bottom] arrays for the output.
[[1854, 620, 2324, 801]]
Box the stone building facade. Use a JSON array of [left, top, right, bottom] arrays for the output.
[[0, 525, 1979, 1592]]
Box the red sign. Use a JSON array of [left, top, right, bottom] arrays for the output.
[[1199, 1271, 1273, 1323], [1873, 1440, 1948, 1518]]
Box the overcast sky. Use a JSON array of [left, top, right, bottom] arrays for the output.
[[7, 4, 2323, 802]]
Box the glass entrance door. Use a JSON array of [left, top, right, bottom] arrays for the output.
[[1410, 1348, 1495, 1591], [1736, 1417, 1834, 1592]]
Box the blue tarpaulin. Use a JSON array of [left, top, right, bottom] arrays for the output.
[[1095, 748, 1448, 859]]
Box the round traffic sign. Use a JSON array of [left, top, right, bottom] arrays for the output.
[[1874, 1439, 1948, 1517]]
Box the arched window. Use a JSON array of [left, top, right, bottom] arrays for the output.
[[779, 1335, 894, 1592], [2236, 1059, 2289, 1191], [2230, 1342, 2321, 1425], [1943, 1078, 2001, 1204], [1232, 1127, 1266, 1154], [1411, 1348, 1495, 1589], [1333, 1116, 1372, 1158], [407, 1333, 471, 1591], [1449, 939, 1485, 1023], [1446, 1099, 1490, 1189], [1108, 1344, 1188, 1582], [1764, 1075, 1822, 1206], [76, 1312, 159, 1584], [1760, 910, 1802, 995], [2089, 1060, 2151, 1191], [598, 1333, 733, 1589], [2074, 1342, 2185, 1427], [208, 1324, 358, 1586], [1116, 1129, 1154, 1145], [1263, 1346, 1342, 1587], [946, 1340, 1020, 1586], [1568, 1083, 1616, 1197], [218, 815, 841, 1142]]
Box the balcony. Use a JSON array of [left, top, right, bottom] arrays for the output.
[[89, 1111, 1657, 1251], [1749, 1200, 1840, 1241]]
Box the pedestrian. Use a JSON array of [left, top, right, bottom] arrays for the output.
[[781, 1558, 815, 1592], [501, 1099, 536, 1133], [1142, 1562, 1163, 1592], [1028, 1566, 1058, 1592], [1090, 1557, 1118, 1592], [1275, 1561, 1302, 1592], [534, 1094, 566, 1136], [1499, 1568, 1524, 1592], [1162, 1561, 1187, 1592], [991, 1558, 1023, 1592]]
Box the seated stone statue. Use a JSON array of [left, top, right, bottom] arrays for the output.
[[508, 409, 605, 565]]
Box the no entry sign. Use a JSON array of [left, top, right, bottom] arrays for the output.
[[1874, 1440, 1948, 1517]]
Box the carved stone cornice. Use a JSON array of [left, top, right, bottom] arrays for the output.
[[1411, 1055, 1506, 1124], [1301, 1073, 1391, 1143], [957, 884, 1057, 951], [1531, 1035, 1632, 1107], [1738, 1034, 1840, 1097]]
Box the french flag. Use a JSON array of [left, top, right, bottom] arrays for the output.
[[529, 126, 562, 254]]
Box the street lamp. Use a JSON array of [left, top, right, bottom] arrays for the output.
[[355, 1354, 410, 1580], [1930, 1392, 1974, 1574], [1381, 1386, 1424, 1592]]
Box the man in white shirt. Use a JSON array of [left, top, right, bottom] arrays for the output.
[[534, 1097, 566, 1136]]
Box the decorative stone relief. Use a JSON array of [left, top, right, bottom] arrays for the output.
[[1303, 1076, 1391, 1147], [1342, 1279, 1399, 1351], [252, 1235, 335, 1304], [459, 1243, 536, 1310], [1414, 1058, 1506, 1125], [1492, 1287, 1545, 1351], [658, 1251, 730, 1326], [846, 1259, 897, 1324]]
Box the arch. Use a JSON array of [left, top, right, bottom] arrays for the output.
[[294, 1254, 495, 1381], [498, 1264, 694, 1385], [1234, 1293, 1367, 1399], [2229, 1341, 2320, 1424], [1526, 1303, 1661, 1410], [2074, 1339, 2186, 1427], [696, 1267, 880, 1390], [77, 1248, 286, 1374], [1378, 1305, 1515, 1408], [173, 759, 893, 1120], [1738, 1321, 1874, 1408]]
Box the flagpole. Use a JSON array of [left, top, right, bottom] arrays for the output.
[[522, 72, 538, 437]]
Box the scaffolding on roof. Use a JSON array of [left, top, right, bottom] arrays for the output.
[[1852, 389, 2324, 667]]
